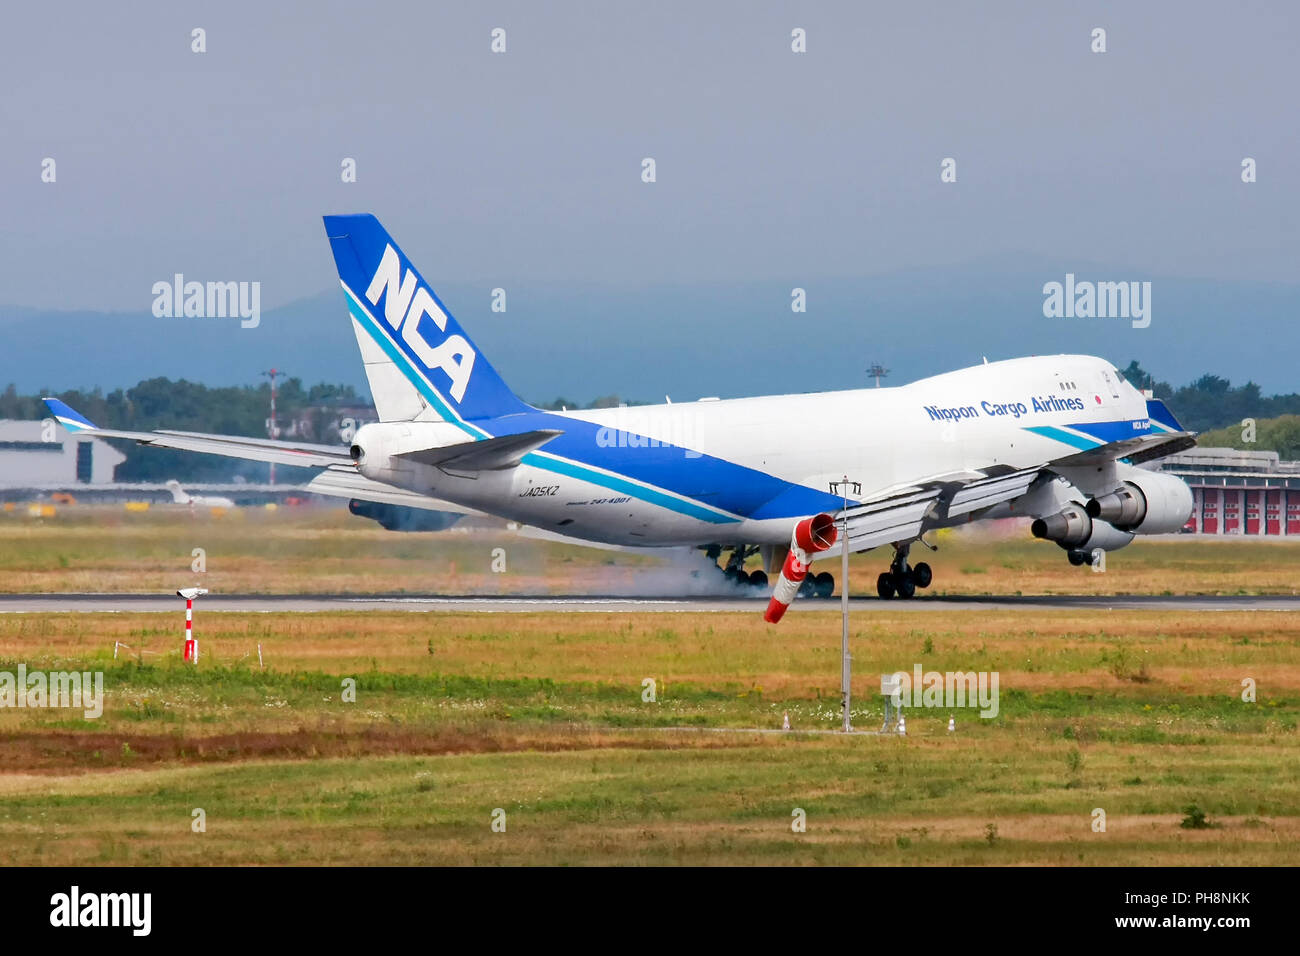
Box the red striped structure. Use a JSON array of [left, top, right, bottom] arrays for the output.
[[183, 599, 198, 662]]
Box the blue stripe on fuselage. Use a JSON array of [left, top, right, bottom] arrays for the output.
[[1023, 419, 1151, 450], [1064, 419, 1152, 444], [500, 410, 845, 521]]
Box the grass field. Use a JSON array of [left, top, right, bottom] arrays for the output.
[[0, 506, 1296, 865], [0, 605, 1296, 865], [4, 502, 1300, 596]]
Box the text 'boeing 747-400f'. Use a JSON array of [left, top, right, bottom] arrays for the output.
[[45, 214, 1197, 622]]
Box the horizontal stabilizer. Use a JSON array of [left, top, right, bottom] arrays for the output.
[[395, 429, 563, 472]]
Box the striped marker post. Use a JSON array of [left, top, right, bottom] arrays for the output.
[[177, 587, 208, 662], [183, 599, 197, 662]]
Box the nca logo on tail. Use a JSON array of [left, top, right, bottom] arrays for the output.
[[365, 244, 476, 402]]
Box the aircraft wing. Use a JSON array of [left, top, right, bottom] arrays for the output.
[[824, 410, 1196, 555], [44, 398, 353, 468], [1044, 429, 1196, 467], [827, 465, 1047, 556]]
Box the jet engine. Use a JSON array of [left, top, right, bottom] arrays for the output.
[[1085, 471, 1193, 535], [348, 499, 461, 532], [1031, 504, 1134, 556]]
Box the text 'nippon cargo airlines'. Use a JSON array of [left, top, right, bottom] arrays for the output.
[[45, 214, 1197, 622]]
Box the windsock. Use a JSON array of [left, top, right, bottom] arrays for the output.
[[764, 513, 838, 623]]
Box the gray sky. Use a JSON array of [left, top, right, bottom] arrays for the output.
[[2, 0, 1296, 313]]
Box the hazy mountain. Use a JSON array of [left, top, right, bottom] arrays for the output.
[[3, 264, 1296, 403]]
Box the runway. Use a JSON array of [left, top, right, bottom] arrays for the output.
[[1, 593, 1298, 613]]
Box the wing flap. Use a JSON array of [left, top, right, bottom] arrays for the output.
[[824, 466, 1045, 556], [947, 469, 1041, 517], [305, 464, 481, 515]]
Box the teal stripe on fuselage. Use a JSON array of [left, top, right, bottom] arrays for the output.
[[1023, 425, 1103, 451], [521, 451, 738, 524]]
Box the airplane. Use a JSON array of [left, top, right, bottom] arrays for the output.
[[165, 479, 236, 509], [44, 213, 1196, 622]]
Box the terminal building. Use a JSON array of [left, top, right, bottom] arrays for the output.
[[1155, 447, 1300, 536], [0, 419, 124, 485]]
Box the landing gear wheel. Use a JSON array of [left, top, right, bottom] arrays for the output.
[[748, 569, 768, 589], [877, 572, 896, 599], [798, 576, 816, 598], [894, 572, 916, 599], [912, 561, 932, 589], [1067, 549, 1088, 567], [724, 567, 744, 584], [813, 571, 835, 598]]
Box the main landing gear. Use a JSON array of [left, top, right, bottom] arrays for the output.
[[704, 545, 835, 598], [876, 543, 933, 600], [798, 570, 836, 599]]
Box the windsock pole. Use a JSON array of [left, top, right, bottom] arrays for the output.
[[831, 477, 860, 732]]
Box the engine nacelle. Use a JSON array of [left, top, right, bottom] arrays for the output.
[[1085, 472, 1192, 535], [1031, 504, 1092, 547], [348, 499, 461, 532], [1032, 505, 1134, 554]]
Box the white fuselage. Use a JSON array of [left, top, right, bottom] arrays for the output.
[[354, 355, 1150, 548]]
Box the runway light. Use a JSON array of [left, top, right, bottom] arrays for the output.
[[782, 711, 790, 731], [948, 716, 956, 733], [897, 714, 907, 736]]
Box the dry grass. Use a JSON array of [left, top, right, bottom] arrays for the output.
[[0, 507, 1297, 864], [1, 608, 1296, 696], [3, 504, 1300, 596]]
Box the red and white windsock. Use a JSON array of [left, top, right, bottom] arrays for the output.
[[764, 513, 838, 624]]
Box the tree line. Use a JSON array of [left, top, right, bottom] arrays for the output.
[[2, 363, 1298, 481]]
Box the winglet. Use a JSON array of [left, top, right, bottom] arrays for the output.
[[43, 398, 98, 432]]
